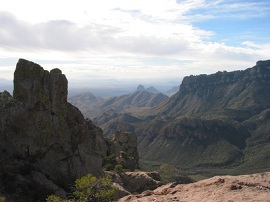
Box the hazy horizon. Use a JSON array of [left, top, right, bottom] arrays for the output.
[[0, 70, 182, 97]]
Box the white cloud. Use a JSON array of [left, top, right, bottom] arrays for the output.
[[0, 10, 212, 56], [0, 0, 269, 81]]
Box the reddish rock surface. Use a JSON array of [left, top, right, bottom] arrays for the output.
[[117, 172, 270, 202]]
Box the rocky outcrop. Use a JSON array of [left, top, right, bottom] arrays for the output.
[[181, 60, 270, 93], [117, 172, 270, 202], [0, 59, 107, 200], [106, 131, 139, 171], [107, 171, 162, 199]]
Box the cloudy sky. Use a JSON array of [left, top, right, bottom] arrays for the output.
[[0, 0, 270, 82]]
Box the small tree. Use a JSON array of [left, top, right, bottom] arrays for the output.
[[46, 174, 116, 202], [114, 164, 123, 173]]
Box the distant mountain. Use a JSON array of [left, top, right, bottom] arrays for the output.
[[70, 90, 169, 119], [92, 91, 169, 133], [136, 84, 160, 94], [101, 91, 168, 109], [136, 84, 146, 91], [166, 86, 178, 96], [96, 60, 270, 177], [68, 92, 104, 116], [146, 86, 160, 93]]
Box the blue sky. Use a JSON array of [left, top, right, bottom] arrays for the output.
[[188, 0, 270, 45], [0, 0, 269, 83]]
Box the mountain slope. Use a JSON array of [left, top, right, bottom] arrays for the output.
[[71, 90, 169, 119], [150, 61, 270, 119], [68, 92, 104, 117], [101, 91, 168, 109], [96, 60, 270, 176]]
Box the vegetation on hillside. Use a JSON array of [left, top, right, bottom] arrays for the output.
[[158, 164, 195, 184], [46, 174, 116, 202]]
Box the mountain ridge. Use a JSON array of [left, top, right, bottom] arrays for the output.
[[69, 89, 169, 119], [94, 60, 270, 176], [142, 60, 270, 119]]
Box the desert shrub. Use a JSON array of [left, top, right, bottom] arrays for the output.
[[114, 164, 123, 173], [103, 163, 114, 171], [102, 154, 117, 170], [0, 196, 6, 202], [46, 174, 116, 202], [158, 164, 194, 184], [46, 195, 70, 202]]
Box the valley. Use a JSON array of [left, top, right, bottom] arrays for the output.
[[71, 60, 270, 177], [1, 59, 270, 201]]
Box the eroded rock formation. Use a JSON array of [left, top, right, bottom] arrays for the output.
[[0, 59, 107, 200], [107, 171, 162, 200], [107, 131, 139, 171]]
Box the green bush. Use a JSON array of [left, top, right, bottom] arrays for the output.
[[103, 154, 116, 166], [158, 164, 194, 184], [114, 164, 123, 173], [46, 195, 71, 202], [46, 174, 116, 202], [0, 196, 6, 202], [103, 163, 114, 171]]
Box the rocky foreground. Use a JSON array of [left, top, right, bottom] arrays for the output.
[[117, 172, 270, 202]]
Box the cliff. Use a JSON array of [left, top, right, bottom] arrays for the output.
[[154, 60, 270, 119]]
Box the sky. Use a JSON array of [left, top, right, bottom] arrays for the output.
[[0, 0, 270, 84]]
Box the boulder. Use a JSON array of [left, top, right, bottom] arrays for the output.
[[106, 171, 162, 200], [119, 172, 162, 193]]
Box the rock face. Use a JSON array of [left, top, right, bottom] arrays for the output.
[[107, 131, 139, 171], [158, 59, 270, 118], [0, 59, 107, 200], [117, 172, 270, 202], [13, 59, 67, 112], [107, 171, 162, 199]]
